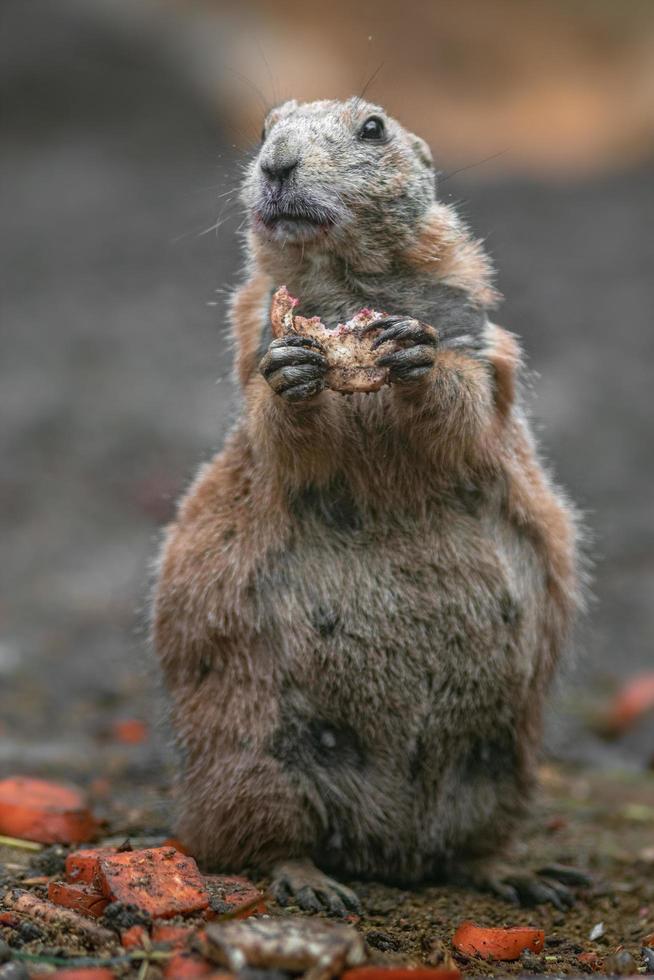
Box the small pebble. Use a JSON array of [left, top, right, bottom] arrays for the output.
[[17, 922, 42, 943], [0, 964, 29, 980], [589, 921, 605, 941], [604, 950, 636, 975], [366, 929, 401, 952], [642, 947, 654, 974], [209, 898, 233, 915], [0, 943, 9, 965], [102, 901, 151, 930]]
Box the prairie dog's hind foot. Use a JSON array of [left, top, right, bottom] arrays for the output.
[[459, 859, 592, 911], [270, 859, 361, 917]]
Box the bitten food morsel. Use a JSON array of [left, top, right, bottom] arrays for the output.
[[270, 285, 389, 393], [153, 98, 584, 913]]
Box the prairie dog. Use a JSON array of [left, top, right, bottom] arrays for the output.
[[153, 98, 583, 913]]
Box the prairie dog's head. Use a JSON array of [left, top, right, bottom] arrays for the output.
[[241, 98, 435, 259]]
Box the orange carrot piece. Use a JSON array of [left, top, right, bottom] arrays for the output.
[[452, 921, 544, 960], [98, 847, 209, 919], [604, 673, 654, 734], [0, 777, 99, 844], [121, 924, 149, 949], [153, 923, 195, 947], [65, 847, 117, 885], [203, 875, 266, 920], [343, 969, 461, 980], [88, 777, 112, 799], [164, 951, 215, 979], [48, 881, 109, 919], [112, 719, 149, 744], [578, 951, 601, 970], [47, 971, 114, 980]]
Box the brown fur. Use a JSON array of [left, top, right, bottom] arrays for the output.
[[152, 99, 581, 904]]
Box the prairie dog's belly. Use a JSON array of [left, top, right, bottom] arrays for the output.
[[251, 485, 545, 754]]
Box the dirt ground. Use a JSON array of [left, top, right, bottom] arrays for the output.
[[1, 765, 654, 978]]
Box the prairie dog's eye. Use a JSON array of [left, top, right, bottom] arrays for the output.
[[359, 116, 386, 141]]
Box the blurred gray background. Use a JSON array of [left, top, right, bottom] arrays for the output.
[[1, 0, 653, 784]]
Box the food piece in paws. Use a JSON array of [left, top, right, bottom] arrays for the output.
[[270, 285, 388, 394]]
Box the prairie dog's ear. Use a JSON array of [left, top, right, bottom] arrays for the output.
[[411, 135, 433, 169], [264, 100, 299, 132]]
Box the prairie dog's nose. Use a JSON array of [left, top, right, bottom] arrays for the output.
[[260, 140, 300, 186], [260, 157, 299, 186]]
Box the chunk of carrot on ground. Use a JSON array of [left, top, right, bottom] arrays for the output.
[[203, 876, 266, 920], [343, 969, 461, 980], [48, 881, 109, 919], [452, 921, 545, 960], [88, 777, 112, 799], [152, 923, 195, 947], [164, 951, 215, 979], [602, 672, 654, 735], [0, 777, 99, 845], [98, 847, 209, 919], [578, 951, 602, 969], [45, 971, 115, 980], [65, 847, 117, 885], [121, 924, 149, 949], [111, 718, 149, 744]]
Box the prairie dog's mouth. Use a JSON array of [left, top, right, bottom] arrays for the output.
[[254, 197, 337, 241]]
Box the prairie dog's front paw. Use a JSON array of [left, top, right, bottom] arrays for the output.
[[364, 315, 438, 384], [259, 335, 328, 402]]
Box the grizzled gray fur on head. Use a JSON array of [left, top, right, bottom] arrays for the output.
[[241, 97, 435, 257]]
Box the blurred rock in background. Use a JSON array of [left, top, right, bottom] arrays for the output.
[[1, 0, 653, 784]]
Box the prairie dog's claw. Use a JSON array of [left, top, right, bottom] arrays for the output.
[[271, 859, 361, 917]]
